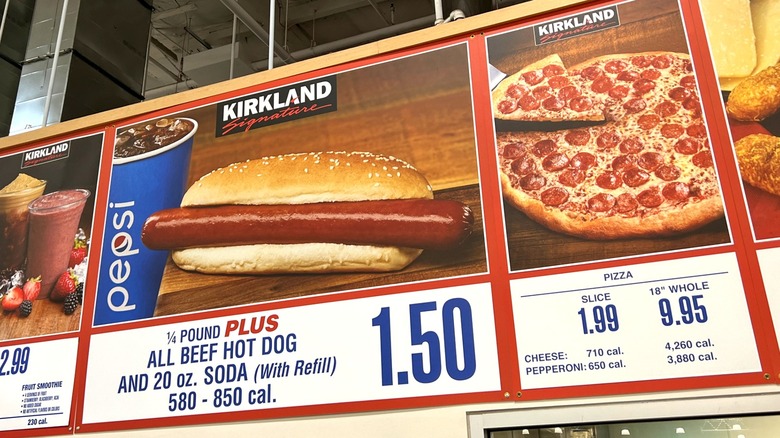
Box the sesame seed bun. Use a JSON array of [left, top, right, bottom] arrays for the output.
[[181, 151, 433, 207]]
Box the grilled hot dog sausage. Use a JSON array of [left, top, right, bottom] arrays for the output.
[[142, 199, 473, 251]]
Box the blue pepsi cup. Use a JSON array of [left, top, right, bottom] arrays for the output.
[[94, 118, 197, 325]]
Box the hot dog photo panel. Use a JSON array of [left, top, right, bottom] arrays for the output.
[[486, 0, 732, 271], [96, 43, 487, 325]]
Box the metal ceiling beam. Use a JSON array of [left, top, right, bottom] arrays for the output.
[[152, 3, 197, 22], [218, 0, 295, 65]]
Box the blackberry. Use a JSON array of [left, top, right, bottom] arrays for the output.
[[63, 293, 79, 315], [18, 300, 33, 317], [74, 282, 84, 305]]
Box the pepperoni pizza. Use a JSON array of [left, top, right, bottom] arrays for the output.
[[494, 52, 724, 239]]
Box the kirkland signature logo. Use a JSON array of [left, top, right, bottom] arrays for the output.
[[216, 76, 337, 137], [534, 6, 620, 45]]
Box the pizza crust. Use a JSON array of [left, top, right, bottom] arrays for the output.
[[501, 173, 723, 240]]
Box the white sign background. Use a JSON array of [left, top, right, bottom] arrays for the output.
[[512, 252, 761, 389], [82, 283, 501, 424]]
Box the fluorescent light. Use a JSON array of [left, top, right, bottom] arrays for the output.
[[521, 430, 530, 435], [676, 427, 685, 434], [732, 424, 743, 430], [621, 429, 631, 436], [554, 427, 563, 434]]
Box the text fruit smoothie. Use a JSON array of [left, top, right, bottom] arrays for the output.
[[26, 189, 90, 298], [0, 175, 46, 272]]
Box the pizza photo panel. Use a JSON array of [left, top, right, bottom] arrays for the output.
[[487, 0, 731, 271]]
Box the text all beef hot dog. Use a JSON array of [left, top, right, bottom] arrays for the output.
[[141, 151, 475, 274]]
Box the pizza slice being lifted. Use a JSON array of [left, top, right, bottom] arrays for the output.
[[492, 53, 606, 122]]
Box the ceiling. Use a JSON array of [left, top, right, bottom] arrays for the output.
[[144, 0, 520, 97]]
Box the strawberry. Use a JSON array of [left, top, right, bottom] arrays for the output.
[[51, 270, 78, 302], [68, 238, 88, 268], [2, 286, 23, 311], [22, 276, 42, 301]]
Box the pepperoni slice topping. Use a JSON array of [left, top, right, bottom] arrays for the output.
[[511, 157, 536, 175], [523, 70, 545, 85], [565, 129, 591, 146], [570, 152, 596, 169], [640, 69, 662, 80], [669, 86, 693, 101], [682, 97, 700, 111], [532, 139, 557, 156], [541, 186, 569, 206], [660, 124, 685, 138], [548, 75, 570, 89], [605, 60, 628, 73], [580, 66, 603, 80], [519, 173, 546, 191], [532, 86, 553, 100], [507, 83, 530, 99], [654, 100, 679, 118], [502, 143, 527, 159], [652, 55, 673, 69], [588, 193, 616, 212], [543, 97, 566, 111], [637, 187, 664, 208], [497, 99, 518, 114], [655, 164, 681, 181], [662, 182, 690, 201], [559, 168, 586, 187], [687, 123, 707, 138], [614, 193, 638, 213], [570, 96, 594, 112], [623, 167, 651, 187], [692, 150, 714, 168], [518, 95, 540, 111], [680, 75, 696, 89], [633, 78, 656, 94], [596, 131, 621, 149], [542, 152, 569, 171], [674, 138, 700, 155], [637, 114, 660, 130], [612, 154, 637, 171], [592, 76, 615, 93], [543, 64, 566, 77], [609, 85, 630, 99], [558, 85, 581, 100], [617, 70, 640, 82], [597, 172, 622, 190], [623, 98, 647, 114], [638, 151, 663, 171], [619, 137, 644, 154], [631, 56, 652, 68]]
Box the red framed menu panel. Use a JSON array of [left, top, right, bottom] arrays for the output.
[[1, 0, 779, 435]]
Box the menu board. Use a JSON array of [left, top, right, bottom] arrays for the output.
[[1, 0, 780, 434], [0, 132, 105, 433]]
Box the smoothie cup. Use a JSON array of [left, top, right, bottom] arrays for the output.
[[26, 189, 90, 299], [0, 178, 47, 273], [94, 117, 197, 325]]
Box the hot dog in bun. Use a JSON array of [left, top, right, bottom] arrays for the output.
[[141, 151, 473, 274]]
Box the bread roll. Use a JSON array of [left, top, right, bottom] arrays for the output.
[[734, 133, 780, 195]]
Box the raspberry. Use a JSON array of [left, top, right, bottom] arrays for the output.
[[18, 300, 33, 317], [63, 294, 79, 315]]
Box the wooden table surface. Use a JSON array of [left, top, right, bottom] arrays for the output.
[[0, 299, 82, 340], [155, 185, 486, 316]]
